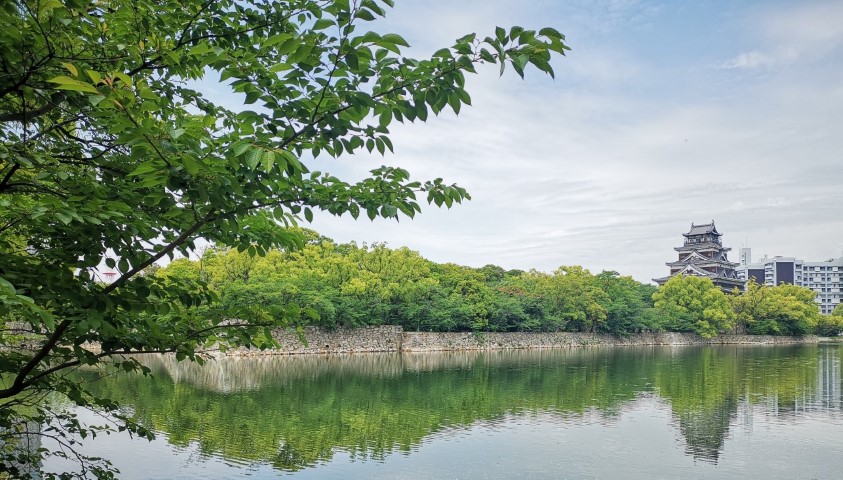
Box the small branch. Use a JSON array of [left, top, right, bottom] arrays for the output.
[[0, 92, 65, 123], [0, 163, 20, 190]]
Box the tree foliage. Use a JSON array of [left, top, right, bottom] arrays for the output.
[[652, 275, 735, 338], [0, 0, 569, 475], [730, 280, 821, 336], [815, 304, 843, 336], [153, 237, 662, 336]]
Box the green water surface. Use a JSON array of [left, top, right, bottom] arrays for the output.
[[46, 343, 843, 479]]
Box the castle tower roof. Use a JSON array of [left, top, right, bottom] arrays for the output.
[[683, 221, 720, 237]]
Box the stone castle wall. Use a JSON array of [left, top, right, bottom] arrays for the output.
[[221, 326, 818, 356], [226, 325, 404, 355], [399, 331, 816, 351]]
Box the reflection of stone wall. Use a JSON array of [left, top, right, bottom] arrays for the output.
[[218, 326, 818, 356], [147, 349, 635, 391], [142, 353, 407, 391]]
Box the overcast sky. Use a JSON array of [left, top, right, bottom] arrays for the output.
[[300, 0, 843, 283]]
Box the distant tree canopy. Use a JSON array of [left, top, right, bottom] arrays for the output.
[[815, 303, 843, 336], [730, 279, 821, 336], [650, 276, 822, 338], [154, 243, 827, 341], [151, 236, 661, 334]]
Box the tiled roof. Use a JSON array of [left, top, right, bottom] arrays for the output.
[[674, 243, 729, 252], [683, 222, 719, 237]]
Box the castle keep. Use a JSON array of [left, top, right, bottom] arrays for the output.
[[654, 222, 745, 292]]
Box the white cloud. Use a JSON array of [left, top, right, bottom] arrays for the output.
[[178, 0, 843, 284], [718, 50, 783, 70], [719, 1, 843, 70]]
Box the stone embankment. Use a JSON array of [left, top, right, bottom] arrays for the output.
[[220, 326, 819, 356]]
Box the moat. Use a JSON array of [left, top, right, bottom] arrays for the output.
[[46, 343, 843, 479]]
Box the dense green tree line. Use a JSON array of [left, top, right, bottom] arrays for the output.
[[152, 231, 661, 335], [153, 232, 829, 338], [652, 275, 831, 337]]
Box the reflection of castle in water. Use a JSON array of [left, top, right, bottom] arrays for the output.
[[674, 397, 737, 462], [676, 345, 843, 464], [106, 345, 843, 472]]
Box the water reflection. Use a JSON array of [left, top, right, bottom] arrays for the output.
[[72, 344, 843, 473]]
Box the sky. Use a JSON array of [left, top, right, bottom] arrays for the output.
[[296, 0, 843, 283]]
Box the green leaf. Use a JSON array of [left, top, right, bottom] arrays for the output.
[[265, 33, 292, 46], [416, 102, 428, 121], [55, 211, 72, 224], [381, 204, 397, 217], [232, 142, 251, 156], [513, 53, 529, 71], [457, 89, 471, 106], [313, 19, 333, 30], [539, 27, 564, 40], [183, 156, 201, 176], [86, 69, 102, 84], [261, 150, 275, 172], [346, 52, 359, 71], [246, 148, 262, 169], [381, 33, 409, 47], [356, 8, 376, 21], [38, 306, 55, 330], [278, 38, 299, 55], [127, 161, 161, 177], [244, 91, 261, 104], [495, 26, 507, 43], [270, 63, 294, 72], [62, 62, 78, 77], [49, 76, 99, 94]]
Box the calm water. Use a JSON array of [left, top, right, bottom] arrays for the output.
[[45, 344, 843, 479]]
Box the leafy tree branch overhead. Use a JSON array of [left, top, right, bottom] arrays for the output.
[[0, 0, 567, 475]]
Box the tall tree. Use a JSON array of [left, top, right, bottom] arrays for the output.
[[731, 280, 821, 335], [0, 0, 568, 475], [652, 275, 735, 338], [816, 304, 843, 336]]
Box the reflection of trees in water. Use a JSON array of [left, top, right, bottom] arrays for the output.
[[666, 344, 842, 463], [74, 344, 841, 472], [0, 420, 42, 478]]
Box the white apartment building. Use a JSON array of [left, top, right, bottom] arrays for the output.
[[802, 258, 843, 315], [737, 249, 843, 315]]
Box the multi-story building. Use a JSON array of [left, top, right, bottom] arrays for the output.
[[654, 222, 745, 292], [737, 248, 767, 285], [737, 254, 843, 315]]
